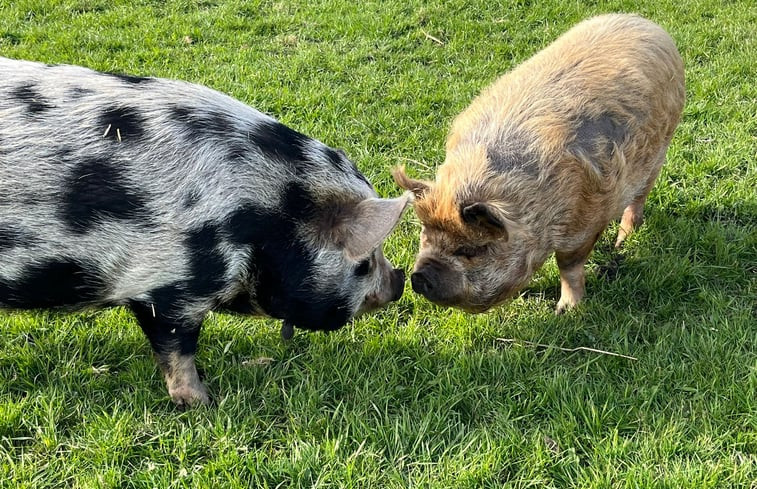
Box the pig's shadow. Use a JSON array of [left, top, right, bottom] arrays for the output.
[[517, 201, 755, 326], [1, 203, 753, 420]]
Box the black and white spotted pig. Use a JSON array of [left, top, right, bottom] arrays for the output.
[[0, 57, 409, 407]]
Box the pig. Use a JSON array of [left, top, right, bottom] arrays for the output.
[[0, 57, 409, 407], [394, 14, 685, 314]]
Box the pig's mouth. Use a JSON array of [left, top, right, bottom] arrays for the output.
[[357, 268, 406, 315], [411, 270, 522, 313], [432, 297, 491, 313], [465, 277, 532, 313], [417, 293, 464, 309], [420, 294, 504, 313], [454, 281, 524, 313], [457, 302, 495, 313], [275, 268, 406, 338]]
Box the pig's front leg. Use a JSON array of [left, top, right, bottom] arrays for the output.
[[554, 232, 601, 314], [130, 299, 210, 407]]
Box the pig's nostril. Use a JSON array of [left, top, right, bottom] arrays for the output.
[[411, 271, 432, 295]]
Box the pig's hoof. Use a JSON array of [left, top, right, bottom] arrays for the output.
[[555, 299, 577, 315], [169, 382, 210, 409], [281, 321, 294, 340]]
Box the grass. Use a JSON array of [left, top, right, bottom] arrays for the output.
[[0, 0, 755, 487]]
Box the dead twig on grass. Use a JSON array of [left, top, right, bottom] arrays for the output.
[[496, 338, 637, 361], [420, 29, 444, 45]]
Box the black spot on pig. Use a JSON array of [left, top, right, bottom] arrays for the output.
[[184, 223, 227, 297], [169, 105, 193, 124], [62, 157, 149, 233], [106, 72, 152, 85], [574, 113, 627, 151], [182, 188, 201, 209], [254, 121, 317, 174], [485, 132, 540, 177], [220, 289, 256, 314], [170, 106, 236, 142], [324, 148, 346, 171], [487, 145, 539, 177], [277, 290, 351, 331], [323, 147, 372, 188], [68, 87, 94, 99], [227, 143, 249, 163], [330, 149, 372, 187], [224, 181, 316, 245], [569, 113, 628, 175], [225, 204, 278, 246], [100, 106, 145, 142], [11, 84, 52, 114], [351, 165, 372, 188], [280, 180, 319, 219], [0, 225, 34, 252], [253, 233, 351, 331], [223, 182, 351, 331], [129, 284, 202, 356], [0, 260, 104, 308]]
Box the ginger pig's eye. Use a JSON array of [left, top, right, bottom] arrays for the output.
[[452, 245, 487, 259]]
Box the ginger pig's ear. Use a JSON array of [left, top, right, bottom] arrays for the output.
[[460, 202, 509, 240], [392, 166, 431, 200]]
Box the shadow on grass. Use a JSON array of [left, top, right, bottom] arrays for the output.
[[0, 201, 754, 486]]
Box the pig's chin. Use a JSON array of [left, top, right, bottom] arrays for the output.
[[419, 293, 476, 311], [259, 294, 354, 332], [443, 297, 501, 313], [280, 313, 351, 333], [456, 302, 495, 314], [283, 303, 355, 332], [450, 283, 522, 313]]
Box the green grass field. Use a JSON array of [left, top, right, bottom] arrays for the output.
[[1, 0, 755, 487]]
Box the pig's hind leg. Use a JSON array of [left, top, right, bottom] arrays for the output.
[[614, 194, 648, 249], [130, 297, 210, 408], [615, 148, 666, 248]]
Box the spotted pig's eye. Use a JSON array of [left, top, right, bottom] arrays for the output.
[[355, 258, 371, 276]]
